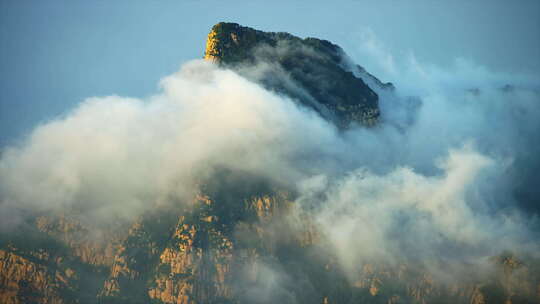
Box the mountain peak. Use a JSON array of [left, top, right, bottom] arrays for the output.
[[203, 22, 381, 127], [204, 22, 257, 63]]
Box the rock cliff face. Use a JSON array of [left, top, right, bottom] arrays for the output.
[[204, 22, 382, 127], [1, 23, 539, 304]]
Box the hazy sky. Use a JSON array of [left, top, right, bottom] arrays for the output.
[[1, 0, 539, 146]]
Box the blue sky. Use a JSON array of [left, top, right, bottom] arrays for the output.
[[1, 0, 539, 146]]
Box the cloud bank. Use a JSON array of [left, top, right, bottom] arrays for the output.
[[0, 30, 539, 291], [0, 60, 339, 228]]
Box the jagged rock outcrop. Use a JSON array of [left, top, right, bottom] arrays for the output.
[[204, 22, 381, 127], [0, 225, 109, 304], [0, 249, 67, 304]]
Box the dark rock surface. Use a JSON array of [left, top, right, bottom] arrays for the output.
[[205, 22, 381, 128]]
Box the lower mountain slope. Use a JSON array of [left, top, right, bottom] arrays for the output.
[[2, 175, 539, 303]]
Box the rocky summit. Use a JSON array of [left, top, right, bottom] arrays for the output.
[[204, 22, 382, 128], [1, 23, 539, 304]]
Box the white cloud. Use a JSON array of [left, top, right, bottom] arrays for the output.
[[0, 32, 538, 287]]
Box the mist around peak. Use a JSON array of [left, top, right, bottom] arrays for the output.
[[0, 26, 539, 302]]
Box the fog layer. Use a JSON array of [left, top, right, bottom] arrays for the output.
[[0, 33, 539, 281]]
